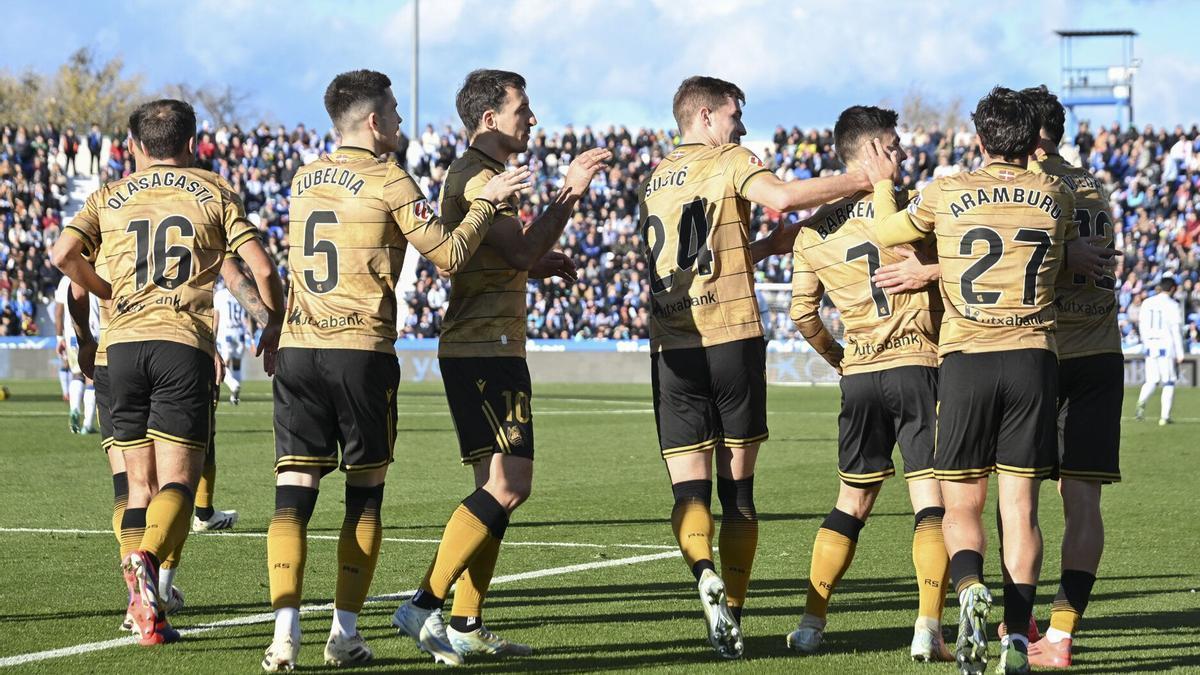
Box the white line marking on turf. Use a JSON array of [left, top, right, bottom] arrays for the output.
[[0, 527, 676, 550], [0, 550, 680, 668]]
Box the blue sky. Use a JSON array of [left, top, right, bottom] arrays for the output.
[[4, 0, 1197, 138]]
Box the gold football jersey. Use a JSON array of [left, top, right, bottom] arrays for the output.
[[437, 147, 523, 358], [1032, 153, 1121, 358], [64, 166, 258, 357], [791, 192, 941, 375], [637, 143, 772, 352], [902, 163, 1076, 355], [282, 146, 497, 353]]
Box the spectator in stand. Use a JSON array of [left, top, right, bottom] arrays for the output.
[[86, 123, 103, 174], [61, 126, 80, 176]]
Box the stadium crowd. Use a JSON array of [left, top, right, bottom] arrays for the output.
[[4, 117, 1199, 349]]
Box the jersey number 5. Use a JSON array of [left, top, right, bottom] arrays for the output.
[[126, 216, 194, 290], [303, 210, 340, 294], [641, 198, 713, 294]]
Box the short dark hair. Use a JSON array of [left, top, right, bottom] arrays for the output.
[[129, 99, 196, 158], [672, 76, 745, 130], [1021, 85, 1066, 144], [971, 86, 1039, 160], [833, 105, 899, 163], [456, 69, 527, 133], [324, 70, 393, 130], [1159, 276, 1178, 292]]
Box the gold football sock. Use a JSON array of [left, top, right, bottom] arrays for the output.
[[141, 482, 193, 561], [196, 456, 216, 512], [335, 484, 384, 614], [417, 489, 508, 607], [451, 535, 501, 621], [912, 507, 950, 621], [717, 476, 757, 616], [1049, 569, 1096, 637], [805, 509, 864, 619], [268, 485, 319, 610], [112, 472, 128, 551], [119, 507, 146, 561], [670, 480, 715, 580]]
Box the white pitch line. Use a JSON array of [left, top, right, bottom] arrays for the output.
[[0, 527, 676, 551], [0, 549, 680, 668]]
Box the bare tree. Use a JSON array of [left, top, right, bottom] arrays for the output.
[[164, 82, 251, 128], [884, 86, 967, 131], [48, 48, 144, 131]]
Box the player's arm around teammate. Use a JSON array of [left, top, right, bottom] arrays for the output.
[[262, 70, 526, 672], [391, 70, 610, 665]]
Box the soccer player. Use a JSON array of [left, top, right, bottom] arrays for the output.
[[52, 98, 286, 646], [774, 106, 952, 662], [1017, 85, 1123, 668], [873, 87, 1076, 674], [638, 76, 891, 659], [213, 278, 248, 405], [71, 255, 267, 630], [262, 69, 529, 671], [391, 69, 609, 664], [54, 273, 98, 433], [1135, 277, 1185, 425]]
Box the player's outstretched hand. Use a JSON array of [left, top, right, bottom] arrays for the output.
[[481, 167, 533, 204], [256, 321, 282, 377], [564, 148, 613, 194], [861, 138, 899, 187], [1066, 235, 1117, 282], [874, 247, 940, 293], [529, 250, 578, 282]]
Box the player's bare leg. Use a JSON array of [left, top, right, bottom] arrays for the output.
[[789, 481, 875, 654], [125, 441, 202, 645], [263, 467, 321, 671], [441, 454, 533, 658], [666, 448, 743, 659], [995, 474, 1041, 673], [1029, 478, 1101, 668], [940, 477, 992, 673], [906, 478, 953, 662]]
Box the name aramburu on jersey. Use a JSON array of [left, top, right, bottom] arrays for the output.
[[947, 186, 1064, 220]]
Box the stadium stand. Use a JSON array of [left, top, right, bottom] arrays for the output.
[[7, 119, 1200, 352]]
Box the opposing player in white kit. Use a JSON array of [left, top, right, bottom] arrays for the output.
[[54, 275, 100, 433], [1136, 277, 1186, 425], [213, 280, 249, 405]]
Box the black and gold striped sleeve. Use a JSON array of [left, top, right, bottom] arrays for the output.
[[384, 166, 496, 274], [220, 186, 259, 252]]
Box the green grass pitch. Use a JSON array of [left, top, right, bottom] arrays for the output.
[[0, 380, 1197, 673]]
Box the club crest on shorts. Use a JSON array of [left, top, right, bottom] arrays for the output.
[[506, 424, 524, 447]]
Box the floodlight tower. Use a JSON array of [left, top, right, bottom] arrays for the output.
[[1057, 29, 1139, 135]]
